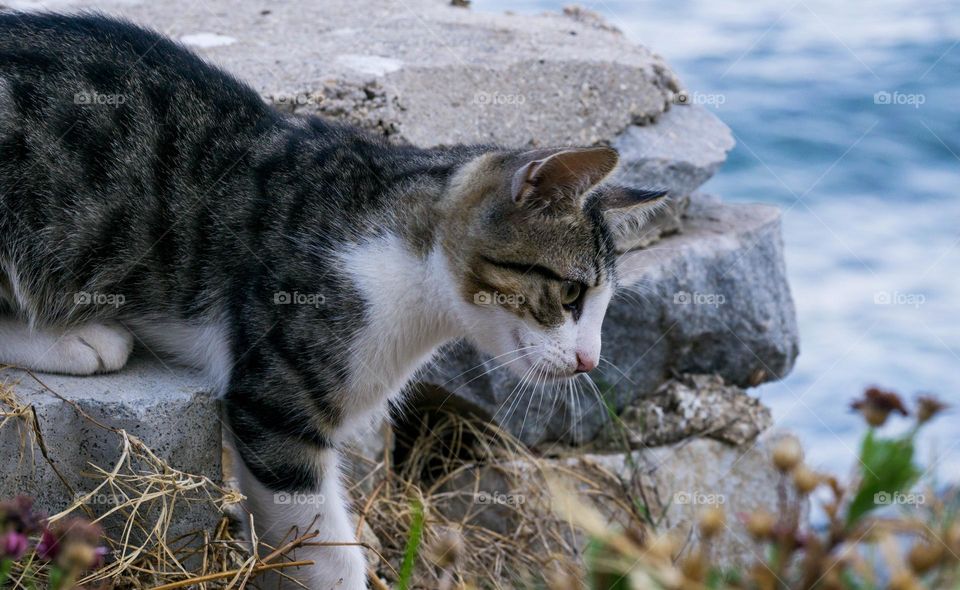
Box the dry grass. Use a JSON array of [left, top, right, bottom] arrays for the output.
[[0, 374, 648, 589], [3, 374, 956, 590]]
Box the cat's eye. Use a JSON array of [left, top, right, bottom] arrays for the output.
[[560, 281, 582, 307]]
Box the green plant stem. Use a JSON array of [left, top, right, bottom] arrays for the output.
[[397, 498, 425, 590]]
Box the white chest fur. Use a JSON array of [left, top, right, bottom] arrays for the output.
[[337, 235, 460, 434]]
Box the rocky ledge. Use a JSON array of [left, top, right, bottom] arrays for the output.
[[1, 0, 799, 557]]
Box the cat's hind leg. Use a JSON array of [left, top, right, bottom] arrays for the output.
[[0, 318, 134, 375]]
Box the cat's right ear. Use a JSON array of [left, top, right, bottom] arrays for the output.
[[510, 147, 619, 208]]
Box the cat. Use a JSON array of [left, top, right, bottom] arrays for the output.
[[0, 12, 666, 589]]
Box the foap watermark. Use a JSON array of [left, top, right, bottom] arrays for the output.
[[273, 492, 326, 506], [268, 92, 317, 108], [873, 91, 925, 108], [873, 290, 925, 308], [673, 491, 726, 506], [674, 90, 726, 108], [273, 290, 326, 308], [673, 290, 726, 307], [74, 491, 123, 507], [474, 290, 525, 307], [74, 291, 125, 308], [474, 91, 528, 106], [74, 90, 127, 107], [475, 491, 525, 506], [874, 491, 925, 507]]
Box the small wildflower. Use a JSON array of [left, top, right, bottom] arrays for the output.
[[916, 395, 947, 424], [1, 530, 29, 560], [37, 517, 106, 570], [0, 496, 44, 535], [851, 387, 909, 427]]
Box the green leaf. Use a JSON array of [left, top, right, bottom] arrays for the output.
[[586, 538, 622, 590], [0, 558, 12, 587], [397, 497, 425, 590], [846, 430, 920, 526]]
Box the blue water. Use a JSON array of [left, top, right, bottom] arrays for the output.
[[478, 0, 960, 479]]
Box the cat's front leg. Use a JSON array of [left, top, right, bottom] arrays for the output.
[[226, 405, 367, 590]]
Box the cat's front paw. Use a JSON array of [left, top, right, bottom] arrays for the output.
[[60, 323, 134, 374]]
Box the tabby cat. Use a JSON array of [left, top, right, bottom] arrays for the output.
[[0, 13, 665, 589]]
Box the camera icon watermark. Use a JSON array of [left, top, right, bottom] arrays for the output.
[[873, 91, 925, 108], [673, 491, 726, 506], [273, 290, 326, 308]]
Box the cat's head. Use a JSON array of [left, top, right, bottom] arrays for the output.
[[442, 146, 666, 380]]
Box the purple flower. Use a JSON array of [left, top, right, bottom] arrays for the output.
[[1, 530, 29, 560], [0, 496, 44, 535], [36, 527, 60, 560]]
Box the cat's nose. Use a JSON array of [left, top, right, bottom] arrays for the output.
[[575, 352, 596, 373]]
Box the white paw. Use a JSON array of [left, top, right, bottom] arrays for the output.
[[58, 323, 134, 375]]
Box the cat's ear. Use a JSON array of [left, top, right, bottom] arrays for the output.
[[595, 185, 670, 235], [511, 147, 619, 207]]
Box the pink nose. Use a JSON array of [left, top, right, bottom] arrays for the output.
[[575, 352, 597, 373]]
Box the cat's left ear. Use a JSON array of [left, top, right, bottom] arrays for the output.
[[511, 146, 619, 207], [594, 185, 670, 232]]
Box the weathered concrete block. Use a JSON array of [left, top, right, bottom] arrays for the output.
[[0, 355, 223, 538], [56, 0, 680, 148], [420, 194, 799, 446]]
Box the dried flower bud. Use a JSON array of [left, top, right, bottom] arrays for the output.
[[916, 395, 947, 424], [888, 570, 923, 590], [772, 437, 803, 472], [745, 510, 776, 540], [645, 534, 677, 561], [427, 529, 463, 570], [908, 542, 944, 574], [545, 566, 584, 590], [680, 549, 707, 582], [697, 506, 725, 540], [792, 465, 820, 495], [61, 541, 98, 570], [851, 387, 908, 427]]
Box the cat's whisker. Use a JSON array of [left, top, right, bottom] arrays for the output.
[[439, 345, 538, 389], [490, 359, 539, 424], [519, 361, 550, 435]]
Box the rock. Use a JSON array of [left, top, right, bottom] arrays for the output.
[[0, 355, 224, 539], [433, 431, 795, 565], [612, 105, 735, 198], [419, 193, 798, 446], [592, 373, 773, 449], [59, 0, 680, 147], [581, 432, 801, 564]]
